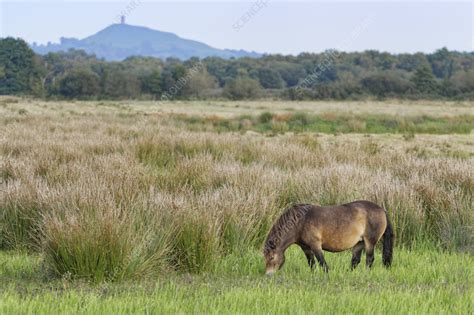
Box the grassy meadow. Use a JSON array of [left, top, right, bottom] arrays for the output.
[[0, 97, 473, 313]]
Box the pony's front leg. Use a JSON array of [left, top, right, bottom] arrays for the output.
[[311, 245, 329, 273], [298, 244, 316, 271], [304, 250, 315, 270]]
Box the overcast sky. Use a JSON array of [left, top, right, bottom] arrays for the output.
[[1, 1, 472, 55]]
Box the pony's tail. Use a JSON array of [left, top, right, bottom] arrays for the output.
[[382, 212, 395, 268]]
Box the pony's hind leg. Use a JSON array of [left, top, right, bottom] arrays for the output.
[[363, 238, 376, 269], [351, 241, 364, 270]]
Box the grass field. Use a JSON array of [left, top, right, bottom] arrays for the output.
[[1, 249, 472, 314], [0, 97, 473, 313]]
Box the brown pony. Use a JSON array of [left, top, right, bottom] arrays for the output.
[[263, 200, 394, 275]]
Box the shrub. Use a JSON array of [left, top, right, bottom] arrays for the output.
[[41, 204, 172, 282], [258, 112, 273, 124], [170, 211, 220, 273], [0, 187, 45, 251]]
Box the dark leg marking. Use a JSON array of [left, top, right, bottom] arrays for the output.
[[351, 241, 364, 270], [364, 241, 375, 269], [313, 247, 329, 273], [299, 244, 315, 270], [304, 250, 316, 270]]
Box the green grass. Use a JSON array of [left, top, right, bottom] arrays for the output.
[[175, 112, 474, 134], [0, 248, 472, 314]]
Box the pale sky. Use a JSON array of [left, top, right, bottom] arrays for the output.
[[0, 1, 472, 55]]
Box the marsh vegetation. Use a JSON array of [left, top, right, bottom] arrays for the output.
[[0, 97, 472, 313]]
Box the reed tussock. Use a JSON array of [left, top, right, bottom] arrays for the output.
[[0, 99, 472, 281]]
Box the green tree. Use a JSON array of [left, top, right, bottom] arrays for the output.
[[450, 70, 474, 94], [275, 63, 306, 87], [361, 72, 412, 97], [429, 47, 454, 78], [411, 66, 438, 94], [182, 69, 217, 98], [40, 50, 104, 96], [159, 63, 187, 98], [257, 68, 285, 89], [377, 52, 395, 70], [440, 78, 460, 97], [103, 67, 141, 99], [0, 37, 43, 95], [59, 69, 100, 99], [141, 70, 162, 99], [396, 53, 429, 72], [223, 77, 262, 100], [204, 57, 230, 87]]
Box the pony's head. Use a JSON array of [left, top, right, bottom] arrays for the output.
[[263, 242, 285, 276], [262, 204, 311, 276]]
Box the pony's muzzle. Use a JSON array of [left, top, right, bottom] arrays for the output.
[[265, 269, 275, 276]]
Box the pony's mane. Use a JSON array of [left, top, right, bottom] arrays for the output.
[[264, 204, 312, 254]]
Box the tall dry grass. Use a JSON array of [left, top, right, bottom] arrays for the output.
[[0, 99, 472, 281]]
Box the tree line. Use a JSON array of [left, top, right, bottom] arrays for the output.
[[1, 37, 474, 100]]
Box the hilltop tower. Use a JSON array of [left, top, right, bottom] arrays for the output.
[[120, 15, 126, 24]]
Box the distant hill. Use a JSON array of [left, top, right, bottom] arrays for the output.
[[31, 23, 261, 61]]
